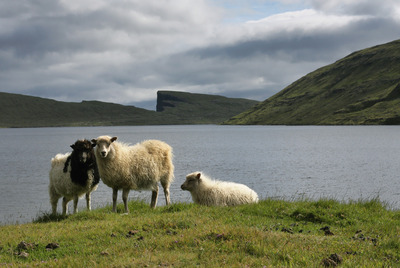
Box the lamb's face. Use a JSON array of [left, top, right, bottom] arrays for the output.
[[181, 172, 201, 192], [92, 136, 117, 159], [71, 139, 95, 163]]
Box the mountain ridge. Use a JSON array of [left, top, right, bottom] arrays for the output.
[[224, 39, 400, 125], [0, 91, 259, 127]]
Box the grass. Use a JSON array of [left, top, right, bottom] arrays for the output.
[[0, 198, 399, 267]]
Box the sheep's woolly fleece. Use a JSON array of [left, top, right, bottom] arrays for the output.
[[49, 153, 98, 215], [181, 172, 258, 206], [92, 136, 174, 212]]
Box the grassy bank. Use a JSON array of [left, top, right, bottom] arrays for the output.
[[1, 198, 399, 267]]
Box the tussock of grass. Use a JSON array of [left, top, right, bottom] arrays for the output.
[[1, 199, 399, 267]]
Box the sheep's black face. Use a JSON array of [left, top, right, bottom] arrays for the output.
[[71, 140, 95, 164], [78, 149, 90, 163]]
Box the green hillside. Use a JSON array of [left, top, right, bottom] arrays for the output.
[[0, 91, 258, 127], [0, 92, 161, 127], [156, 91, 259, 124], [225, 39, 400, 125]]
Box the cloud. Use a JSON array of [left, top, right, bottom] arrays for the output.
[[149, 5, 400, 100], [309, 0, 400, 16], [0, 0, 399, 109], [0, 0, 221, 104]]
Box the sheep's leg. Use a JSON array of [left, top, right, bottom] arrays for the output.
[[50, 192, 60, 215], [86, 192, 91, 211], [51, 200, 58, 215], [50, 198, 59, 215], [62, 197, 71, 216], [161, 181, 171, 206], [122, 189, 130, 213], [73, 196, 79, 214], [151, 185, 159, 209], [112, 188, 118, 213], [163, 187, 170, 206]]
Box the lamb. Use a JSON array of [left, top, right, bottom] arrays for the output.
[[181, 172, 259, 206], [91, 136, 174, 213], [49, 139, 100, 215]]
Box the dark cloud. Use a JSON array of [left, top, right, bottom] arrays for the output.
[[310, 0, 399, 16], [147, 13, 400, 104], [0, 0, 399, 109], [0, 0, 63, 18], [187, 16, 400, 62]]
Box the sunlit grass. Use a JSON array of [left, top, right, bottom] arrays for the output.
[[1, 199, 399, 267]]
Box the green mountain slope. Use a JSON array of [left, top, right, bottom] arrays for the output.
[[0, 92, 160, 127], [156, 91, 259, 124], [0, 91, 258, 127], [225, 39, 400, 125]]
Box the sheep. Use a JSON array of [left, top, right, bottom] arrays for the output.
[[181, 172, 259, 206], [91, 136, 174, 213], [49, 139, 100, 215]]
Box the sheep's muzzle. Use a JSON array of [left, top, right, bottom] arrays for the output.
[[79, 152, 88, 163]]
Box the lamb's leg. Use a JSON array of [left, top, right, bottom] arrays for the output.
[[86, 192, 91, 211], [112, 188, 118, 213], [151, 185, 159, 208], [122, 189, 130, 213], [62, 197, 71, 216], [73, 196, 79, 214]]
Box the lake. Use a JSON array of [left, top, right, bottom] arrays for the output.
[[1, 125, 399, 224]]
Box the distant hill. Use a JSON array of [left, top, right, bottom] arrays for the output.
[[156, 91, 259, 124], [224, 39, 400, 125], [0, 91, 258, 127], [0, 92, 160, 127]]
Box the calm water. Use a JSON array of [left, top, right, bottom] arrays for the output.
[[1, 125, 399, 224]]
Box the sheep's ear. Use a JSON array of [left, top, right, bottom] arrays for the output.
[[196, 173, 201, 180], [111, 137, 118, 142], [91, 139, 97, 145], [70, 144, 75, 149]]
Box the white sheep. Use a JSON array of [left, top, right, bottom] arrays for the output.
[[91, 136, 174, 213], [49, 139, 100, 215], [181, 172, 259, 206]]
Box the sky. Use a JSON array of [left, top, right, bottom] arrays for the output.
[[1, 0, 400, 110]]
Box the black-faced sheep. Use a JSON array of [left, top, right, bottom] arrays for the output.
[[91, 136, 174, 213], [181, 172, 259, 206], [49, 139, 100, 215]]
